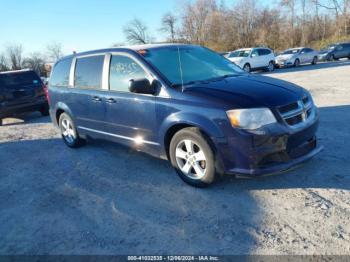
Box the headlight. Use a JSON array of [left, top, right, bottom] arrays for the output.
[[226, 108, 276, 130]]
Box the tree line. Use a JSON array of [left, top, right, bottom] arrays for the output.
[[0, 42, 64, 76], [123, 0, 350, 52], [1, 0, 349, 75]]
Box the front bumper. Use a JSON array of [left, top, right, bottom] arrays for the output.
[[275, 60, 294, 67], [317, 55, 328, 61], [215, 116, 322, 176]]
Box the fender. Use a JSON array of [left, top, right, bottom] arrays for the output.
[[158, 111, 226, 151]]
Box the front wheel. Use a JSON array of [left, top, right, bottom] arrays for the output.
[[294, 59, 300, 67], [312, 56, 318, 65], [59, 113, 85, 148], [169, 128, 216, 187], [266, 61, 275, 72], [243, 63, 251, 73]]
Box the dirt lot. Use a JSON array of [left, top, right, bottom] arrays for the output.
[[1, 61, 350, 255]]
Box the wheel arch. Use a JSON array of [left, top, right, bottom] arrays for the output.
[[54, 102, 74, 125], [160, 113, 224, 160]]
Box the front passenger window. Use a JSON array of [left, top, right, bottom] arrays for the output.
[[109, 55, 147, 92], [251, 50, 259, 57]]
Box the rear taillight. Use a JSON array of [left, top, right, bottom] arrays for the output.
[[42, 83, 50, 105]]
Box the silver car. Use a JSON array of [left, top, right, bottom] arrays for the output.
[[275, 47, 319, 67]]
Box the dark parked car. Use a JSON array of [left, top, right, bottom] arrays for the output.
[[49, 44, 323, 187], [0, 69, 49, 125], [318, 42, 350, 61]]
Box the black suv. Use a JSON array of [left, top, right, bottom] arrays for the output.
[[0, 69, 49, 125], [318, 42, 350, 61]]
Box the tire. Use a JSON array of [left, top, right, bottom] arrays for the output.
[[329, 55, 336, 61], [169, 127, 216, 187], [312, 56, 317, 65], [294, 59, 300, 67], [0, 118, 2, 126], [40, 105, 49, 116], [243, 63, 251, 73], [58, 112, 85, 148], [266, 61, 275, 72]]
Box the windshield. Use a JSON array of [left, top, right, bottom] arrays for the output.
[[142, 45, 243, 86], [282, 49, 300, 55], [229, 50, 250, 57]]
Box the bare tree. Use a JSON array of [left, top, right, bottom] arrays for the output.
[[46, 42, 64, 62], [123, 19, 152, 44], [160, 12, 178, 42], [6, 44, 23, 70], [0, 53, 9, 71], [22, 52, 46, 76]]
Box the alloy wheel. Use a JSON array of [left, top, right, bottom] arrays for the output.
[[61, 118, 76, 144], [243, 64, 250, 72], [175, 139, 207, 179], [268, 62, 274, 71]]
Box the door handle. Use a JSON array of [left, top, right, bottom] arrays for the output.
[[106, 98, 116, 104], [92, 96, 102, 102]]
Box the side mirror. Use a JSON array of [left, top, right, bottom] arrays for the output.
[[251, 53, 257, 58], [128, 78, 156, 95]]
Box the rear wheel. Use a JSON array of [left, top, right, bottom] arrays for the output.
[[169, 128, 216, 187], [243, 63, 251, 73], [294, 59, 300, 67], [312, 56, 318, 65], [40, 105, 49, 116], [59, 113, 85, 148]]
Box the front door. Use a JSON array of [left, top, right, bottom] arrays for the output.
[[104, 54, 158, 152]]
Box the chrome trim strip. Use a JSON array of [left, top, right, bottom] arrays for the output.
[[77, 126, 160, 146]]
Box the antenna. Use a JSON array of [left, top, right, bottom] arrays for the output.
[[177, 45, 184, 92]]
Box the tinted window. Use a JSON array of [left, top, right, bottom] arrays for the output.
[[251, 49, 259, 56], [229, 50, 250, 58], [50, 58, 72, 87], [75, 55, 104, 89], [0, 71, 41, 88], [304, 48, 313, 53], [109, 55, 148, 92], [261, 49, 271, 55]]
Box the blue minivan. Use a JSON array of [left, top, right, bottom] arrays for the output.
[[48, 44, 323, 187]]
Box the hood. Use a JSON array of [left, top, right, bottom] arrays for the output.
[[276, 54, 295, 60], [183, 74, 305, 109]]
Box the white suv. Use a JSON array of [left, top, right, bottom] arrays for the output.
[[226, 47, 275, 72]]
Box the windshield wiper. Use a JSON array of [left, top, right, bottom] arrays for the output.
[[171, 80, 205, 88], [171, 74, 239, 88]]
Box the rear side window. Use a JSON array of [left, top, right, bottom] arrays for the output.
[[50, 58, 72, 87], [109, 55, 147, 92], [0, 71, 41, 88], [258, 49, 271, 55], [75, 55, 104, 89]]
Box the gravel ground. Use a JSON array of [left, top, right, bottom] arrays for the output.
[[0, 60, 350, 255]]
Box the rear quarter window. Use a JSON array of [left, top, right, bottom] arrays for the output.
[[50, 58, 72, 87]]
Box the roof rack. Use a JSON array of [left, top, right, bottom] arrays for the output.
[[0, 68, 31, 74]]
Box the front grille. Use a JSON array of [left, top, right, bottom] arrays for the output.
[[278, 96, 314, 127]]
